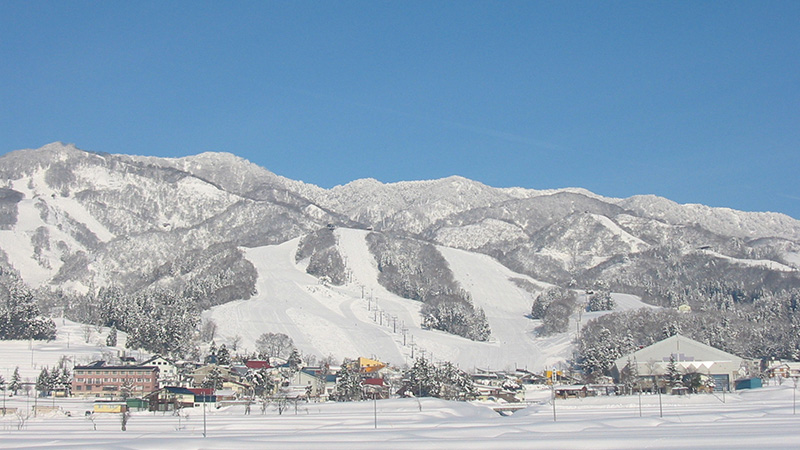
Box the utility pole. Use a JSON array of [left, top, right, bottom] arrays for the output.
[[657, 376, 663, 418]]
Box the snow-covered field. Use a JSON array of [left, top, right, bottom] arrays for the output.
[[1, 387, 799, 449], [0, 318, 130, 384]]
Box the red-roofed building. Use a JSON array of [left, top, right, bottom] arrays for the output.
[[245, 360, 272, 370], [362, 377, 389, 399]]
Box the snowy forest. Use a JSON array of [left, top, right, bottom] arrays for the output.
[[366, 232, 491, 341], [0, 268, 56, 340], [575, 284, 800, 381]]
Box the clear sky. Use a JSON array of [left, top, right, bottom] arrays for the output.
[[1, 1, 798, 218]]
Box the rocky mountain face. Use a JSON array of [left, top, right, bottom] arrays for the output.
[[1, 142, 799, 311]]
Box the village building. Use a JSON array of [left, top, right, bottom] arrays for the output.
[[72, 361, 159, 398], [244, 360, 272, 370], [362, 377, 390, 399], [291, 367, 336, 400], [473, 383, 524, 403], [613, 334, 754, 391], [358, 357, 386, 374], [764, 361, 800, 381], [141, 355, 179, 385], [92, 402, 128, 413], [190, 364, 238, 386], [221, 379, 251, 397], [555, 385, 590, 399], [146, 387, 215, 411]]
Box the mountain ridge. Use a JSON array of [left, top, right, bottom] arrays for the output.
[[1, 142, 799, 366]]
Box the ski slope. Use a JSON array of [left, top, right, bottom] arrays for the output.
[[206, 228, 654, 371]]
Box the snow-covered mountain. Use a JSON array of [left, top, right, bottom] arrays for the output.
[[1, 143, 799, 368]]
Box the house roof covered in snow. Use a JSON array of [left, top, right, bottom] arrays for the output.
[[614, 334, 747, 381]]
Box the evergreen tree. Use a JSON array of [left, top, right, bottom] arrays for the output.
[[206, 341, 218, 364], [586, 290, 614, 312], [421, 294, 491, 342], [201, 366, 224, 390], [115, 289, 199, 357], [216, 344, 231, 366], [666, 354, 681, 388], [436, 361, 476, 400], [9, 367, 21, 395], [662, 322, 681, 338], [532, 287, 576, 319], [540, 301, 572, 335], [246, 367, 276, 397], [471, 307, 491, 341], [58, 366, 71, 396], [36, 367, 51, 396], [580, 327, 626, 381], [106, 325, 117, 347], [333, 361, 363, 402], [286, 348, 302, 373], [47, 366, 60, 394], [621, 357, 639, 394], [402, 356, 440, 397], [0, 285, 56, 340]]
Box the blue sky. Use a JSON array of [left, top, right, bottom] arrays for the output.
[[2, 1, 799, 218]]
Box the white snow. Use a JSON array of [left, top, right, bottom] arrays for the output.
[[434, 218, 528, 249], [204, 228, 655, 373], [0, 171, 120, 286], [699, 249, 797, 272], [204, 235, 412, 365], [589, 213, 649, 251], [783, 251, 800, 269], [0, 318, 131, 384], [1, 385, 800, 449], [0, 243, 796, 449]]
